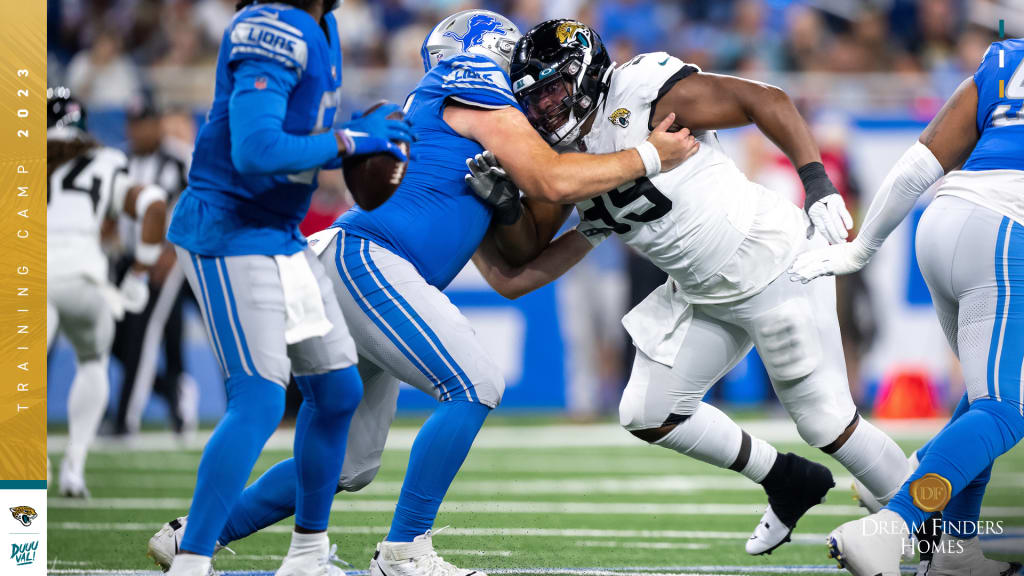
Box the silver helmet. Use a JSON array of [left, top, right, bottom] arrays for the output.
[[420, 10, 521, 73]]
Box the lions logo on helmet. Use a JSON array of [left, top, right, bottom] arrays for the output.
[[609, 108, 631, 128], [10, 506, 37, 527], [442, 14, 508, 51], [555, 21, 591, 48]]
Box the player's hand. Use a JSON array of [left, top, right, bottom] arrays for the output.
[[338, 103, 412, 162], [465, 150, 523, 226], [118, 269, 150, 315], [646, 113, 700, 172], [788, 239, 872, 283], [806, 192, 854, 245]]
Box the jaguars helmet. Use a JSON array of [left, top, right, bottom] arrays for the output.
[[47, 86, 88, 140], [420, 10, 521, 73], [510, 19, 613, 147]]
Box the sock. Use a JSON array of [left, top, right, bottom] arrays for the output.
[[179, 376, 285, 557], [653, 402, 777, 483], [915, 393, 970, 463], [167, 553, 211, 576], [829, 417, 909, 504], [887, 399, 1024, 532], [65, 356, 110, 475], [285, 530, 328, 558], [220, 458, 302, 545], [386, 401, 491, 542], [943, 463, 992, 538], [293, 367, 363, 532]]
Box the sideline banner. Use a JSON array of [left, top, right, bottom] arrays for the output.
[[0, 2, 48, 574]]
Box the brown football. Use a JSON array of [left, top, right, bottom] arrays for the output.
[[342, 100, 409, 211]]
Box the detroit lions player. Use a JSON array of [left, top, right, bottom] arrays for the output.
[[471, 20, 915, 556], [159, 1, 411, 575], [792, 40, 1024, 576], [47, 89, 168, 498], [148, 9, 695, 576]]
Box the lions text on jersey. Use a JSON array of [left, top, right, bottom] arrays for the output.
[[334, 53, 521, 289], [168, 2, 343, 256]]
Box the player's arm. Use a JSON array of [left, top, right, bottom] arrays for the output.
[[445, 104, 695, 204], [790, 77, 978, 283], [472, 227, 593, 300], [109, 170, 169, 314], [652, 70, 852, 244], [228, 63, 410, 176]]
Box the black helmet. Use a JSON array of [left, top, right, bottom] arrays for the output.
[[47, 86, 87, 132], [510, 19, 612, 147]]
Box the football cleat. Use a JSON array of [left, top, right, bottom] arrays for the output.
[[747, 452, 834, 555], [275, 542, 347, 576], [827, 510, 908, 576], [370, 529, 483, 576], [148, 516, 231, 572], [927, 533, 1022, 576], [59, 457, 90, 499]]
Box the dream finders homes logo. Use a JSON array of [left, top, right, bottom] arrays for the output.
[[11, 540, 38, 566]]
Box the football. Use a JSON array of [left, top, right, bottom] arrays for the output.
[[342, 100, 410, 211]]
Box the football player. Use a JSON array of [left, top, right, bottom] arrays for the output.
[[469, 19, 914, 556], [158, 1, 412, 575], [148, 9, 697, 576], [792, 38, 1024, 576], [47, 89, 168, 498]]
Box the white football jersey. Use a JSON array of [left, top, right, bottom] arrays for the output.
[[48, 146, 133, 283], [576, 53, 806, 304]]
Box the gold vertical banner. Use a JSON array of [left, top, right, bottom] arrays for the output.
[[0, 1, 47, 483]]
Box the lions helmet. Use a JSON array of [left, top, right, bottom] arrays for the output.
[[420, 10, 521, 73], [510, 20, 613, 147]]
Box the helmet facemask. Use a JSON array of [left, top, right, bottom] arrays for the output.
[[517, 58, 600, 148]]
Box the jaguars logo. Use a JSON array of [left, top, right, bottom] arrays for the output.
[[555, 21, 591, 48], [10, 506, 37, 527], [609, 108, 631, 128]]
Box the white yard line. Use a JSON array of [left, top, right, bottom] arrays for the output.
[[47, 420, 948, 453], [575, 541, 710, 551], [46, 497, 1024, 519]]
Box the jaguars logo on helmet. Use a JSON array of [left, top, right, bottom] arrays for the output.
[[555, 21, 591, 48], [609, 108, 631, 128], [10, 506, 37, 527]]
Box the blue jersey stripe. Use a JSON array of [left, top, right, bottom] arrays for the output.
[[199, 255, 248, 378], [190, 253, 229, 376], [996, 221, 1024, 411], [989, 217, 1011, 400], [217, 257, 258, 378]]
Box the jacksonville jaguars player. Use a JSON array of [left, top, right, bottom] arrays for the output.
[[159, 1, 412, 575], [47, 89, 168, 498], [792, 39, 1024, 576], [469, 19, 915, 556], [148, 9, 696, 576]]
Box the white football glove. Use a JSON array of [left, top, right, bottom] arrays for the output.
[[118, 270, 151, 315], [789, 239, 872, 283], [806, 193, 854, 245]]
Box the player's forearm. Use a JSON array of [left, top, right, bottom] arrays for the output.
[[474, 229, 591, 300], [529, 149, 644, 203], [854, 142, 945, 257], [747, 87, 821, 169]]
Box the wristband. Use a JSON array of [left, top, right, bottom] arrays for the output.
[[635, 140, 661, 178], [797, 161, 831, 211], [134, 242, 162, 266]]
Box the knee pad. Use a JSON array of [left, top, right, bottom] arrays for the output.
[[446, 359, 504, 408], [792, 406, 852, 448], [750, 298, 821, 382], [296, 367, 364, 418], [338, 463, 380, 493]]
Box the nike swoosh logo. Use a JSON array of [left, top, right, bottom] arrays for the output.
[[658, 57, 670, 66]]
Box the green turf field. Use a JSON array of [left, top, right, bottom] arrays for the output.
[[47, 420, 1024, 575]]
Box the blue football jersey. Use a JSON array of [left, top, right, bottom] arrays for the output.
[[168, 3, 343, 256], [963, 39, 1024, 172], [335, 54, 521, 289]]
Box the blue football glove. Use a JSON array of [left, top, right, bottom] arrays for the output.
[[337, 103, 413, 162]]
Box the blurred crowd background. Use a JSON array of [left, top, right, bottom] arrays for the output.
[[45, 0, 1020, 433]]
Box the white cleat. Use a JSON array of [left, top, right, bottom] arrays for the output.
[[746, 506, 792, 555], [827, 510, 910, 576], [370, 530, 483, 576], [275, 542, 347, 576], [59, 457, 89, 499], [927, 533, 1023, 576], [148, 517, 231, 572]]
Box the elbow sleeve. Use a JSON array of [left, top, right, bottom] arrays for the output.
[[858, 141, 945, 252]]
